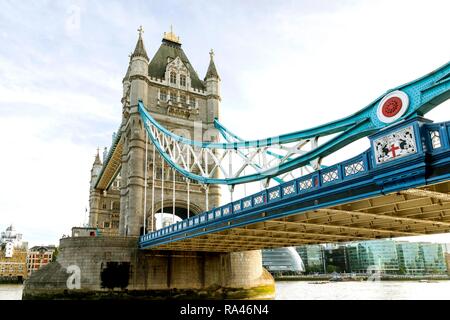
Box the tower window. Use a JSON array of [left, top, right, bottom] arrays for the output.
[[180, 95, 186, 104], [112, 201, 120, 211], [160, 90, 167, 101], [170, 92, 177, 102], [189, 97, 196, 108], [102, 202, 107, 209], [170, 72, 176, 84], [180, 75, 186, 87]]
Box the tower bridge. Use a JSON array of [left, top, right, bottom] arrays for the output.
[[23, 27, 450, 300]]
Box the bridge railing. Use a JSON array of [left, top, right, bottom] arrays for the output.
[[140, 119, 450, 245]]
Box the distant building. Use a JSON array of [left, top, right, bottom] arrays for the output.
[[26, 245, 57, 276], [347, 240, 400, 274], [397, 242, 447, 275], [296, 245, 325, 273], [324, 245, 350, 273], [445, 243, 450, 275], [446, 253, 450, 275], [71, 227, 99, 237], [0, 245, 28, 282], [1, 225, 27, 249], [0, 225, 28, 282], [296, 239, 448, 275], [262, 247, 304, 275]]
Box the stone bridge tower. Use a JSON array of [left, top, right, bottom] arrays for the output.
[[118, 27, 222, 236], [24, 27, 275, 300]]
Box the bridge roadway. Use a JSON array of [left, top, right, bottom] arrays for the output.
[[139, 117, 450, 252]]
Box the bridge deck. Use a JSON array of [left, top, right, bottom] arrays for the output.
[[139, 118, 450, 252], [145, 182, 450, 252]]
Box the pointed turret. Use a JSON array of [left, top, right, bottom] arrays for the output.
[[131, 26, 149, 60], [90, 148, 103, 190], [93, 147, 102, 166], [122, 56, 132, 83], [129, 26, 150, 105], [205, 49, 220, 80], [204, 49, 221, 124]]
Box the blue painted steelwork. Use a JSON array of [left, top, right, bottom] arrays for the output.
[[139, 117, 450, 249], [215, 119, 286, 184], [138, 61, 450, 185]]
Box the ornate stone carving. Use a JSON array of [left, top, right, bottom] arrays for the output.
[[373, 125, 417, 165]]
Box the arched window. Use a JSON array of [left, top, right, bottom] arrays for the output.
[[180, 74, 186, 87], [170, 72, 176, 84]]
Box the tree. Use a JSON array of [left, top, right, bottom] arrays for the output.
[[52, 247, 59, 262]]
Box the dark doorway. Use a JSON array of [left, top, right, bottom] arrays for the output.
[[100, 262, 130, 290], [156, 207, 195, 220]]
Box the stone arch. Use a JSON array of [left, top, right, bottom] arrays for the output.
[[150, 200, 203, 220]]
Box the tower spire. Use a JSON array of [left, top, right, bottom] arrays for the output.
[[94, 147, 102, 166], [205, 48, 220, 80], [131, 25, 149, 60]]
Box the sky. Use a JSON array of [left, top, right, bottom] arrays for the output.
[[0, 0, 449, 247]]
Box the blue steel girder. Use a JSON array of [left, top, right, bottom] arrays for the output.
[[138, 61, 450, 185]]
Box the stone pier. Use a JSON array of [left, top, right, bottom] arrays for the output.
[[22, 236, 275, 300]]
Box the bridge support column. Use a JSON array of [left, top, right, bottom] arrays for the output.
[[22, 237, 275, 300]]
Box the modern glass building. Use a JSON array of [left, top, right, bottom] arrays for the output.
[[420, 242, 447, 274], [324, 246, 350, 273], [262, 247, 305, 275], [298, 240, 448, 275], [346, 240, 399, 274], [296, 245, 325, 274], [396, 242, 424, 274]]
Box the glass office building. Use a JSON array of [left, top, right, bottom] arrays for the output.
[[262, 247, 305, 275], [346, 240, 400, 274], [396, 242, 447, 275], [269, 240, 449, 275], [420, 242, 446, 274], [324, 246, 350, 273], [296, 245, 325, 274], [297, 240, 448, 275]]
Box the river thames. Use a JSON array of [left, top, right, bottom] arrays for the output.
[[2, 281, 450, 300]]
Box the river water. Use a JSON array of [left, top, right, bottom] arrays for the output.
[[2, 281, 450, 300]]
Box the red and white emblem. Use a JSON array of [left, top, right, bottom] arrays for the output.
[[373, 125, 417, 165], [376, 90, 409, 123]]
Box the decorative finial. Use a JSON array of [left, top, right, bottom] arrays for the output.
[[209, 49, 214, 60], [162, 25, 181, 44], [137, 25, 144, 37]]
